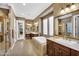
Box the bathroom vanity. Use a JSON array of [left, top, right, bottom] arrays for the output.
[[47, 37, 79, 56], [50, 13, 79, 56]]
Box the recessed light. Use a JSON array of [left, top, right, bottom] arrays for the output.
[[22, 3, 26, 6]]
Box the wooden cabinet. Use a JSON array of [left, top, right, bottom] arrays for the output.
[[60, 45, 70, 56], [47, 39, 72, 56], [71, 49, 79, 56], [47, 40, 54, 56], [54, 42, 70, 56], [54, 43, 60, 56], [26, 33, 39, 39], [54, 46, 60, 56]]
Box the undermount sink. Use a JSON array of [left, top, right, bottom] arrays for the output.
[[69, 41, 77, 44], [58, 39, 79, 45], [58, 39, 70, 43]]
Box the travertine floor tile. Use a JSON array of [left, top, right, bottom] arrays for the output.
[[6, 40, 40, 56]]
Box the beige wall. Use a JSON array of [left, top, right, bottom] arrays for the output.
[[9, 7, 17, 46]]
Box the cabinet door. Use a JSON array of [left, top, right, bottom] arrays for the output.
[[54, 43, 61, 56], [47, 40, 54, 56], [54, 47, 60, 56], [71, 49, 79, 56], [47, 44, 52, 55], [60, 49, 70, 56], [54, 43, 70, 56], [60, 45, 70, 56]]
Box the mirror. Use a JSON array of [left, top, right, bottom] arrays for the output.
[[17, 20, 25, 40], [18, 22, 23, 35], [75, 16, 79, 39]]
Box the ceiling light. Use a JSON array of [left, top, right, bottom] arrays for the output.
[[22, 3, 26, 6]]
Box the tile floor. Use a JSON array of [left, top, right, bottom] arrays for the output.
[[0, 41, 10, 56], [6, 40, 41, 56]]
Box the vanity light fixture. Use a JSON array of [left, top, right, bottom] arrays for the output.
[[70, 3, 77, 11], [27, 23, 32, 27], [65, 5, 70, 13], [60, 8, 65, 14], [60, 4, 78, 15], [34, 22, 38, 26]]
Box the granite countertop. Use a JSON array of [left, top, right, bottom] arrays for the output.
[[47, 37, 79, 51]]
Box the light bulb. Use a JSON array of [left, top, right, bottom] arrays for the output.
[[70, 4, 77, 10], [65, 7, 70, 13], [60, 9, 65, 14]]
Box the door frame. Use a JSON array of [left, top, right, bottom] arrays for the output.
[[16, 20, 25, 40]]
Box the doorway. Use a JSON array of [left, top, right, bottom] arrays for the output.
[[16, 20, 25, 40]]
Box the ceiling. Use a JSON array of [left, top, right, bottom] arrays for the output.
[[9, 3, 52, 20]]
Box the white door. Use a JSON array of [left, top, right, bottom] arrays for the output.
[[16, 20, 25, 40]]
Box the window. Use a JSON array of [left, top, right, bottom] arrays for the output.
[[43, 18, 48, 35], [43, 16, 54, 36], [49, 16, 54, 36]]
